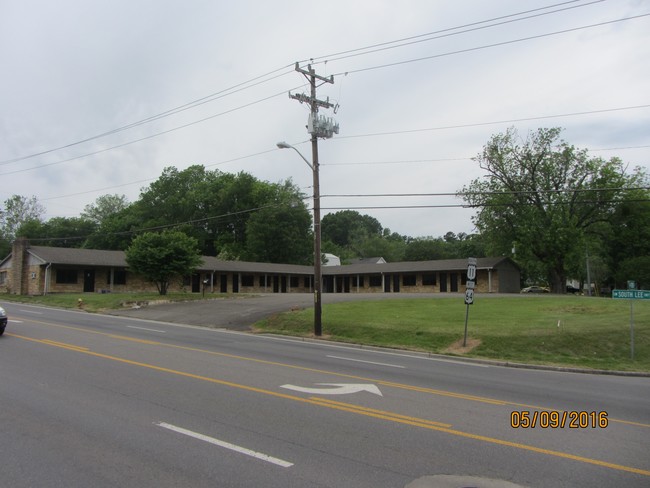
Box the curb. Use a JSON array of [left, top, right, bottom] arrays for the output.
[[267, 334, 650, 377]]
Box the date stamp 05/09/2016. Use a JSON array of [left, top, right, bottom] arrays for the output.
[[510, 410, 609, 429]]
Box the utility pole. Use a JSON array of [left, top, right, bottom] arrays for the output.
[[289, 62, 339, 337]]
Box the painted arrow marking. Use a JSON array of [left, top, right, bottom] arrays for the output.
[[281, 383, 383, 396]]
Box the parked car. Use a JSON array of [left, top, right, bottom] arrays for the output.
[[0, 306, 7, 335], [520, 286, 550, 293], [566, 285, 581, 294]]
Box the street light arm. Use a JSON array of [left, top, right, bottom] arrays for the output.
[[276, 142, 313, 170]]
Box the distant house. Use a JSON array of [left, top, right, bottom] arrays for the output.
[[0, 239, 520, 296], [322, 253, 341, 267]]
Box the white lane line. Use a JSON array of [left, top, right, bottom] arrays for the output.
[[156, 422, 294, 468], [19, 309, 43, 314], [327, 355, 405, 369], [127, 326, 166, 333]]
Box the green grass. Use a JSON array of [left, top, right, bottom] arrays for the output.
[[255, 296, 650, 372], [0, 292, 227, 313], [3, 292, 647, 372]]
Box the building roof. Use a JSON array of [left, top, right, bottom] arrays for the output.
[[3, 245, 516, 276], [27, 246, 128, 267], [347, 257, 386, 265], [324, 257, 515, 276]]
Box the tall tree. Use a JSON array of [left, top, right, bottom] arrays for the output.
[[81, 194, 129, 224], [17, 217, 98, 247], [245, 204, 312, 264], [0, 195, 46, 257], [321, 210, 383, 248], [605, 186, 650, 288], [462, 127, 636, 293], [125, 231, 201, 295]]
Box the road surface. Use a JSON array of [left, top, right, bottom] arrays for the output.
[[1, 300, 648, 487]]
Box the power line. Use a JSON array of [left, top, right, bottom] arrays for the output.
[[331, 13, 650, 78], [309, 0, 604, 66], [26, 203, 286, 243], [331, 105, 650, 141], [322, 187, 650, 199], [0, 66, 296, 166], [0, 89, 296, 176], [322, 199, 650, 211], [1, 2, 626, 171]]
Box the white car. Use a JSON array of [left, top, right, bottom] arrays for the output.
[[0, 306, 7, 335]]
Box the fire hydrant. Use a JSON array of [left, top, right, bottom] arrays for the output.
[[77, 298, 84, 309]]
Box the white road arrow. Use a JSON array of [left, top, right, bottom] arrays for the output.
[[281, 383, 383, 396]]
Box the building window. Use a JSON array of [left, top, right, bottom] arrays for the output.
[[241, 275, 255, 287], [289, 276, 299, 288], [107, 269, 127, 285], [304, 276, 312, 288], [369, 275, 382, 287], [355, 276, 364, 287], [0, 271, 6, 285], [422, 274, 436, 286], [56, 269, 78, 284], [402, 274, 417, 286]]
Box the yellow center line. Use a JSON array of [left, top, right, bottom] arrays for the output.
[[9, 318, 650, 428], [8, 331, 650, 478], [40, 339, 90, 352], [309, 397, 452, 428]]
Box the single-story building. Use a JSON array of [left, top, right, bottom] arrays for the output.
[[0, 239, 520, 296]]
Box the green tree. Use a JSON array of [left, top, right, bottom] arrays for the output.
[[245, 203, 312, 264], [125, 231, 202, 295], [17, 217, 97, 247], [321, 210, 383, 248], [615, 256, 650, 290], [404, 237, 450, 261], [84, 204, 143, 250], [605, 187, 650, 288], [0, 195, 46, 257], [132, 166, 301, 258], [81, 194, 129, 225], [462, 127, 635, 293]]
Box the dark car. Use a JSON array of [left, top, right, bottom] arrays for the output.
[[566, 285, 581, 294], [0, 306, 7, 335]]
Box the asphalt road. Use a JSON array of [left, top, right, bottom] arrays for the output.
[[1, 299, 649, 487]]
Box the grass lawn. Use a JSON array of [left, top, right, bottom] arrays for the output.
[[0, 292, 226, 313], [2, 292, 647, 372], [255, 295, 650, 372]]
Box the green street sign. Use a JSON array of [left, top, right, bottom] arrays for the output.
[[612, 289, 650, 300]]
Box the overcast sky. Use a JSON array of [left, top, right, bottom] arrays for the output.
[[1, 0, 648, 240]]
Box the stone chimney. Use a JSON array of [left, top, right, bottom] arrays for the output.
[[11, 237, 29, 295]]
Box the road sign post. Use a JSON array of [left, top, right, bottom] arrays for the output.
[[612, 287, 650, 360], [463, 258, 477, 347]]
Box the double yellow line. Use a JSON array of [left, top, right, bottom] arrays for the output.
[[8, 331, 650, 477]]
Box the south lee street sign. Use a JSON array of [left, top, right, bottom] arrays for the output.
[[612, 289, 650, 300]]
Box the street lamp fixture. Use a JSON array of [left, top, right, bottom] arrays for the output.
[[276, 142, 313, 169], [276, 141, 322, 336]]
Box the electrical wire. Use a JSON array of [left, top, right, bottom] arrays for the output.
[[0, 65, 296, 166], [330, 13, 650, 78], [306, 0, 604, 67], [0, 1, 623, 169], [0, 89, 297, 176]]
